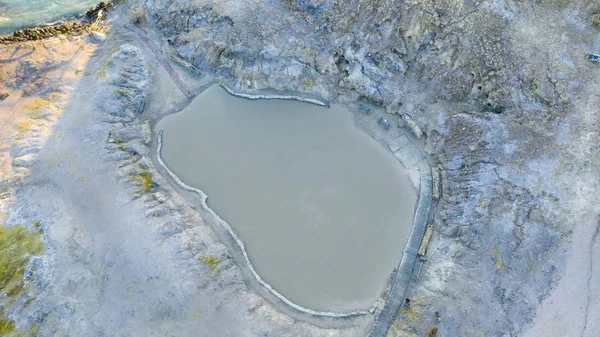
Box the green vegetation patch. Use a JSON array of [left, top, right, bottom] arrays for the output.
[[139, 170, 153, 193], [0, 310, 17, 336], [98, 64, 108, 80], [110, 135, 156, 195], [592, 14, 600, 27], [20, 99, 50, 114], [135, 163, 154, 193], [303, 78, 312, 90], [0, 224, 43, 336], [0, 309, 39, 337], [0, 224, 43, 298], [199, 255, 221, 274], [13, 120, 32, 148], [489, 246, 506, 272]]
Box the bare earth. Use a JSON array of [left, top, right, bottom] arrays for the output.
[[0, 1, 599, 337]]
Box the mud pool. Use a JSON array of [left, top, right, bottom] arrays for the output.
[[157, 85, 417, 312]]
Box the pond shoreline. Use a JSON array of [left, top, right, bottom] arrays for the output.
[[153, 84, 430, 331]]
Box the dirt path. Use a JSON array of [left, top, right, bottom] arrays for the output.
[[124, 24, 194, 99], [367, 142, 432, 337]]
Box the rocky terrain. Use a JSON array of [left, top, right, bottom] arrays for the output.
[[0, 13, 369, 337], [0, 0, 599, 336], [142, 0, 600, 335]]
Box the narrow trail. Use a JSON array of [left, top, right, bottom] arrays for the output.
[[124, 24, 194, 99], [367, 138, 433, 337]]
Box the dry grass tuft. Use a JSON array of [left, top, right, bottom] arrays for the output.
[[20, 99, 50, 113], [199, 255, 221, 274]]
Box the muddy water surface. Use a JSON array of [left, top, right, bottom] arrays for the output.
[[157, 85, 417, 312]]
